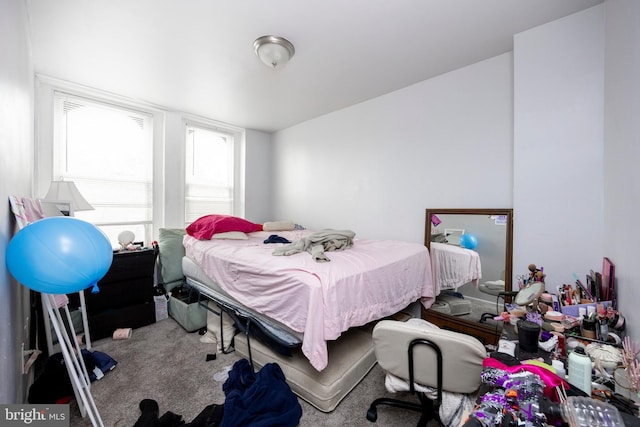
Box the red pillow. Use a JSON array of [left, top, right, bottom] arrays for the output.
[[186, 215, 263, 240]]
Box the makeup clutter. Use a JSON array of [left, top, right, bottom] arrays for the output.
[[495, 260, 638, 416]]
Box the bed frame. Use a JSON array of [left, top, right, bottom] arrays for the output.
[[184, 276, 302, 364]]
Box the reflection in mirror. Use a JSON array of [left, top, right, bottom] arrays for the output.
[[422, 208, 513, 346], [429, 212, 508, 303]]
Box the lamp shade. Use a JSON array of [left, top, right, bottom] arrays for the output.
[[253, 35, 295, 69], [45, 180, 94, 212]]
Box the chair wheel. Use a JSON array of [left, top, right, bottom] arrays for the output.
[[366, 407, 378, 422]]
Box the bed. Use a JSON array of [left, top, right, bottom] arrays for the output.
[[429, 242, 481, 294], [181, 228, 434, 372]]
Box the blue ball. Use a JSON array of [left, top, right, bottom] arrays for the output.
[[460, 233, 478, 250], [6, 217, 113, 294]]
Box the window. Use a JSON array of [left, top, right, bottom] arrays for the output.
[[185, 123, 235, 223], [36, 76, 246, 246], [52, 91, 153, 246]]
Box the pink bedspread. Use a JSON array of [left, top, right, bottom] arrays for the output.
[[430, 242, 482, 294], [183, 230, 434, 371]]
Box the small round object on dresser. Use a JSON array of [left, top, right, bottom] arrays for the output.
[[118, 230, 135, 247]]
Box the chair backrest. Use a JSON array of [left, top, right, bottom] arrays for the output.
[[372, 319, 486, 394]]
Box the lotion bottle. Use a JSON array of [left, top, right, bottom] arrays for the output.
[[568, 346, 592, 395]]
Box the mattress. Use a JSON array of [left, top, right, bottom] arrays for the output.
[[183, 230, 434, 371], [234, 323, 377, 413], [182, 256, 303, 352]]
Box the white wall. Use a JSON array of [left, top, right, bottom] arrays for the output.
[[603, 0, 640, 345], [271, 53, 514, 243], [244, 129, 272, 223], [513, 6, 605, 288], [0, 0, 35, 403]]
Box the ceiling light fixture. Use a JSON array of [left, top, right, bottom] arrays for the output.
[[253, 35, 295, 69]]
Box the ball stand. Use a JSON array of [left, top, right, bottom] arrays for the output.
[[43, 293, 104, 427]]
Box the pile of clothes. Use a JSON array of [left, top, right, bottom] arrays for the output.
[[29, 349, 117, 404], [134, 359, 301, 427]]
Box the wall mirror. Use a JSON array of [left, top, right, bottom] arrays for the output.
[[422, 208, 513, 345]]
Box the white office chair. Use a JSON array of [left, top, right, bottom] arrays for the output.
[[366, 319, 486, 427]]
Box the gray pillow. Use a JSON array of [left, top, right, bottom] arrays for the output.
[[158, 228, 186, 291]]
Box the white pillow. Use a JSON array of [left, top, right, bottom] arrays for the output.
[[211, 231, 248, 240], [263, 220, 295, 232]]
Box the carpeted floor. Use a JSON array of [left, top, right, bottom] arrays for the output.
[[458, 298, 503, 326], [69, 317, 430, 427]]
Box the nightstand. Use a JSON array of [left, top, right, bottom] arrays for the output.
[[82, 247, 159, 340]]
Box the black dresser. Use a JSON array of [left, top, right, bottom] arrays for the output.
[[83, 247, 159, 340]]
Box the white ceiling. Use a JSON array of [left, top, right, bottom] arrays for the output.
[[26, 0, 602, 133]]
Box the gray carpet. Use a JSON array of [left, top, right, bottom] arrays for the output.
[[69, 318, 428, 427]]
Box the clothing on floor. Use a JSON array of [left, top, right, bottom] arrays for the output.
[[221, 359, 302, 427], [28, 349, 117, 404], [132, 399, 223, 427]]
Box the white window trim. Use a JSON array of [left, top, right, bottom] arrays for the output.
[[34, 74, 167, 234], [182, 114, 246, 225], [35, 75, 247, 235]]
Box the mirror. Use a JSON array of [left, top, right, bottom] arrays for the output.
[[422, 208, 513, 345], [514, 281, 544, 307]]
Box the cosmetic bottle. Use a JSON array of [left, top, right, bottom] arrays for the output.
[[568, 346, 592, 395]]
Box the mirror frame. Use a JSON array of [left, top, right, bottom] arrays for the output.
[[422, 208, 514, 345]]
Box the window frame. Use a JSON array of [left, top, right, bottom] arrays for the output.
[[35, 75, 166, 243], [35, 75, 247, 241], [181, 115, 245, 226]]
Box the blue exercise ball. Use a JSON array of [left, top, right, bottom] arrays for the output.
[[460, 233, 478, 250], [6, 217, 113, 294]]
